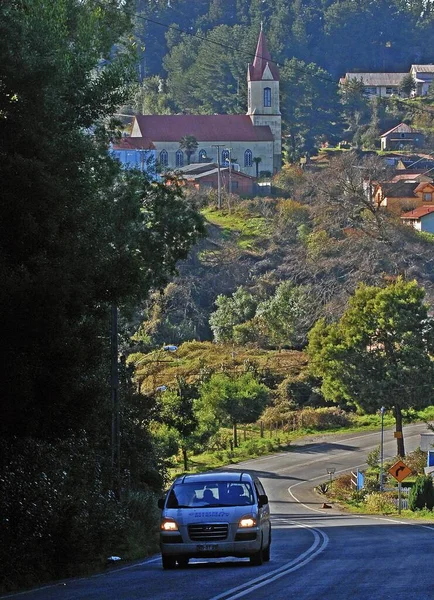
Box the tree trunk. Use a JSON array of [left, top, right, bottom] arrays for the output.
[[233, 422, 238, 448], [182, 448, 188, 471], [394, 404, 405, 457]]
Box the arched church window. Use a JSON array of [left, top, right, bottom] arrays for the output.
[[176, 150, 184, 167], [199, 149, 207, 162], [159, 149, 168, 167], [264, 87, 271, 107], [244, 149, 253, 167], [222, 149, 230, 165]]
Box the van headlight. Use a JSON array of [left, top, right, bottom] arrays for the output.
[[238, 515, 257, 528], [161, 518, 179, 531]]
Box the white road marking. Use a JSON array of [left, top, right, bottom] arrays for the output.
[[208, 522, 329, 600]]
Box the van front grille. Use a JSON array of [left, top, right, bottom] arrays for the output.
[[188, 523, 228, 541]]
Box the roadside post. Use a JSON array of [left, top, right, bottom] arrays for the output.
[[327, 467, 336, 483], [388, 460, 412, 514]]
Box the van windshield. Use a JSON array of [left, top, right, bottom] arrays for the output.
[[166, 481, 255, 508]]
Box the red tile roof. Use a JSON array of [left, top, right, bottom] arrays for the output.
[[401, 206, 434, 219], [133, 114, 274, 142], [248, 29, 279, 82], [112, 137, 155, 150]]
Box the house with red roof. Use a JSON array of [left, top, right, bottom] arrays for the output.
[[127, 27, 281, 179], [401, 206, 434, 233]]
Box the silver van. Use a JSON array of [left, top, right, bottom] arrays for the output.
[[158, 471, 271, 569]]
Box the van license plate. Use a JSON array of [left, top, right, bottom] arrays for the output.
[[197, 544, 217, 551]]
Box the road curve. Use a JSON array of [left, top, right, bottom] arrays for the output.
[[3, 422, 434, 600]]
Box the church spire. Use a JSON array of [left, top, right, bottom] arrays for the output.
[[248, 27, 279, 82]]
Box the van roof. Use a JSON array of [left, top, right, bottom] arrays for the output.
[[175, 471, 252, 485]]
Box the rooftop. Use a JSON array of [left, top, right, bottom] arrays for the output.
[[133, 114, 274, 143]]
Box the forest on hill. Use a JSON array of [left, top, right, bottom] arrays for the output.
[[132, 0, 434, 158]]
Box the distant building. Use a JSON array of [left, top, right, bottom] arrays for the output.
[[401, 205, 434, 233], [340, 65, 434, 98], [380, 123, 425, 151], [374, 180, 434, 214], [340, 72, 407, 98], [410, 65, 434, 96], [110, 137, 156, 176], [168, 162, 257, 196], [123, 27, 281, 178]]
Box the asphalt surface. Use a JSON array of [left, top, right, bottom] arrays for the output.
[[3, 423, 434, 600]]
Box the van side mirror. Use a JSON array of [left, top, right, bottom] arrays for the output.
[[258, 494, 268, 507], [157, 498, 165, 509]]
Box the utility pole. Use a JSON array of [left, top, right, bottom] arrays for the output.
[[212, 144, 224, 209], [111, 304, 120, 499], [226, 147, 232, 213]]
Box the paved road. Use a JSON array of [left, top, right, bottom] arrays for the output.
[[4, 423, 434, 600]]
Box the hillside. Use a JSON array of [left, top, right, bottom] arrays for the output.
[[132, 151, 434, 356]]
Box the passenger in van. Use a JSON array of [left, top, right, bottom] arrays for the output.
[[227, 485, 250, 505], [203, 489, 217, 503]]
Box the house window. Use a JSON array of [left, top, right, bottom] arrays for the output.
[[423, 192, 432, 202], [264, 87, 271, 107], [176, 150, 184, 167], [159, 149, 168, 167], [222, 149, 230, 165], [244, 149, 253, 167], [198, 149, 207, 162], [248, 88, 251, 109], [364, 87, 377, 95], [386, 87, 393, 95], [232, 181, 239, 190]]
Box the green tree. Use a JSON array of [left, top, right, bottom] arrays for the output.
[[253, 156, 262, 178], [159, 378, 199, 471], [256, 281, 311, 349], [399, 73, 416, 97], [210, 287, 257, 343], [179, 135, 198, 165], [198, 372, 270, 447], [408, 475, 434, 511], [0, 0, 205, 441], [308, 278, 434, 457], [280, 58, 340, 159]]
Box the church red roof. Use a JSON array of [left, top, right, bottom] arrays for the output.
[[112, 136, 155, 150], [248, 28, 279, 82], [133, 114, 274, 142]]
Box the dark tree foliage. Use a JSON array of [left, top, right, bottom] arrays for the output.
[[0, 0, 205, 441]]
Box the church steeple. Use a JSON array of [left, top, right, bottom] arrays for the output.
[[247, 28, 281, 173], [248, 27, 279, 83]]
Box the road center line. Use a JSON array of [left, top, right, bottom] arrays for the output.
[[208, 523, 329, 600]]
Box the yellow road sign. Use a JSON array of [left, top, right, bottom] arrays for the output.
[[388, 460, 412, 482]]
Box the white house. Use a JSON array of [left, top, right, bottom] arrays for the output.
[[410, 65, 434, 96]]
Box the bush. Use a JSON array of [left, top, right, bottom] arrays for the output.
[[299, 407, 352, 430], [365, 493, 396, 514], [408, 475, 434, 511]]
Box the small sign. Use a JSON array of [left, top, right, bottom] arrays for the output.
[[394, 431, 403, 439], [388, 460, 412, 482]]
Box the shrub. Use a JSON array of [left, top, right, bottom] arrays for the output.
[[365, 493, 396, 514], [405, 448, 427, 476], [408, 475, 434, 511], [299, 407, 352, 430]]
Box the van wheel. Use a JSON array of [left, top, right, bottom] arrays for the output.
[[263, 541, 271, 562], [263, 530, 271, 562], [177, 557, 189, 568], [250, 541, 264, 566], [162, 555, 176, 570]]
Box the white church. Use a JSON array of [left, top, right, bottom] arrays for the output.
[[125, 28, 282, 177]]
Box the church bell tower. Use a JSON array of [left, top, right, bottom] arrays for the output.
[[247, 25, 281, 172]]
